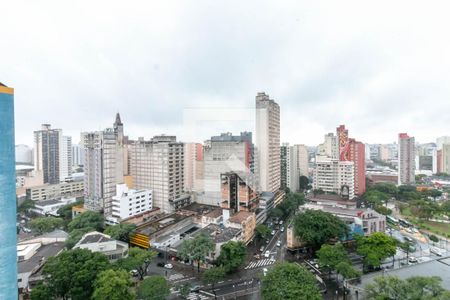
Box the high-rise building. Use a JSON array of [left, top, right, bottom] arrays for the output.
[[336, 125, 366, 195], [255, 92, 280, 193], [280, 143, 299, 192], [184, 143, 203, 192], [436, 136, 450, 150], [316, 133, 338, 162], [202, 132, 254, 206], [220, 172, 258, 214], [60, 135, 72, 181], [0, 83, 17, 299], [34, 124, 62, 184], [294, 144, 309, 177], [82, 114, 125, 214], [398, 133, 415, 185], [15, 144, 33, 165], [129, 135, 187, 213], [71, 143, 84, 167], [441, 144, 450, 174], [313, 159, 355, 199], [280, 143, 289, 191]]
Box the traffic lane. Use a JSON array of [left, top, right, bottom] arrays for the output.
[[208, 277, 260, 298]]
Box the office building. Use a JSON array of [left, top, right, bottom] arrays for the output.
[[184, 142, 203, 192], [295, 144, 309, 177], [316, 133, 339, 162], [0, 82, 17, 299], [255, 92, 280, 193], [110, 184, 152, 221], [398, 133, 415, 185], [71, 143, 84, 167], [336, 125, 366, 195], [60, 135, 72, 181], [203, 132, 254, 206], [280, 143, 299, 191], [313, 159, 355, 199], [82, 114, 125, 214], [15, 144, 33, 165], [33, 124, 62, 184], [129, 135, 187, 213]]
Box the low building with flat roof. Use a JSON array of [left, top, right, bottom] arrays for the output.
[[73, 231, 128, 261]]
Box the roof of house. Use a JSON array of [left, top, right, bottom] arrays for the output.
[[77, 232, 114, 245], [228, 211, 254, 224], [18, 242, 65, 274]]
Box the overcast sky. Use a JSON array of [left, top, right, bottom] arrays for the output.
[[2, 1, 450, 146]]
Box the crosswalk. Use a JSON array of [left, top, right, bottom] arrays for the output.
[[168, 273, 185, 281], [244, 258, 275, 270], [185, 292, 210, 300]]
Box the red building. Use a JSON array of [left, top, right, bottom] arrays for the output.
[[336, 125, 366, 196]]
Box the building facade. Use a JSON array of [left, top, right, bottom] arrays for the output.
[[34, 124, 62, 184], [110, 184, 152, 221], [336, 125, 365, 195], [129, 135, 187, 213], [60, 135, 72, 181], [184, 143, 203, 192], [313, 160, 355, 199], [71, 143, 84, 167], [255, 92, 280, 193], [26, 180, 84, 201], [15, 144, 33, 165], [442, 144, 450, 174], [0, 83, 17, 300], [398, 133, 415, 185], [280, 143, 299, 192], [82, 114, 125, 214]]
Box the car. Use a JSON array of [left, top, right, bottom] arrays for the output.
[[23, 227, 31, 233], [264, 250, 270, 258], [280, 227, 284, 232], [276, 240, 281, 247], [190, 285, 201, 293], [404, 236, 414, 243], [412, 228, 418, 233], [263, 268, 268, 276], [164, 263, 173, 269], [130, 270, 139, 277], [270, 256, 275, 263], [431, 247, 443, 256], [260, 246, 265, 252], [408, 256, 418, 263], [254, 254, 261, 260], [271, 230, 275, 236], [157, 262, 165, 267], [279, 220, 283, 225]]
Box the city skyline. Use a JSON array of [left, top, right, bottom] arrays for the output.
[[3, 1, 450, 146]]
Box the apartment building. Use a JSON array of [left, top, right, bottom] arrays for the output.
[[313, 159, 355, 199]]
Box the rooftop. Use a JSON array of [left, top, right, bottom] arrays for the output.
[[78, 232, 114, 245], [18, 242, 65, 274], [228, 211, 254, 224], [194, 224, 240, 244]]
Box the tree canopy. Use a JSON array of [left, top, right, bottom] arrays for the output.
[[116, 247, 157, 280], [202, 266, 226, 296], [28, 216, 63, 234], [293, 210, 348, 249], [365, 275, 450, 300], [316, 243, 349, 273], [67, 211, 104, 232], [261, 262, 322, 300], [41, 248, 110, 300], [255, 224, 271, 240], [104, 223, 136, 243], [178, 234, 214, 272], [216, 240, 246, 273], [355, 232, 396, 269], [92, 269, 134, 300], [137, 275, 170, 300]]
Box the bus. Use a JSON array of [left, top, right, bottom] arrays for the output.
[[399, 218, 412, 228], [386, 215, 399, 225]]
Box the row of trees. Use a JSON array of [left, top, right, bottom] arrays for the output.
[[31, 246, 168, 300], [269, 191, 305, 220]]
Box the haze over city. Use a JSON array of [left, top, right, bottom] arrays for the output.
[[3, 1, 450, 145]]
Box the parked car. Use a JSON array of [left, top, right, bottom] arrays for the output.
[[157, 262, 165, 267], [263, 268, 268, 276], [260, 246, 265, 252], [279, 220, 283, 225], [408, 256, 418, 263], [431, 247, 443, 256], [264, 250, 270, 258], [164, 263, 173, 269], [190, 285, 201, 293], [130, 270, 139, 277], [271, 230, 275, 236], [280, 227, 285, 232], [276, 240, 281, 247]]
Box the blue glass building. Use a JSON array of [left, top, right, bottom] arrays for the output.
[[0, 82, 17, 300]]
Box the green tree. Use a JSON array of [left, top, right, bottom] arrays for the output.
[[269, 207, 284, 219], [202, 266, 225, 299], [429, 189, 442, 200], [92, 269, 134, 300], [30, 283, 52, 300], [429, 234, 439, 243], [374, 205, 392, 216], [371, 183, 398, 196], [410, 200, 438, 220], [137, 275, 170, 300], [178, 234, 214, 272], [293, 210, 348, 249], [335, 261, 361, 280], [299, 175, 309, 190], [116, 247, 157, 280], [355, 232, 396, 270], [65, 227, 95, 249], [104, 223, 136, 243], [177, 283, 192, 299], [67, 211, 104, 232], [216, 241, 246, 273], [365, 275, 450, 300], [41, 248, 110, 300], [255, 224, 271, 241], [17, 199, 35, 213], [363, 190, 390, 207], [316, 243, 348, 275], [261, 262, 321, 300], [28, 216, 63, 234], [57, 199, 83, 228]]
